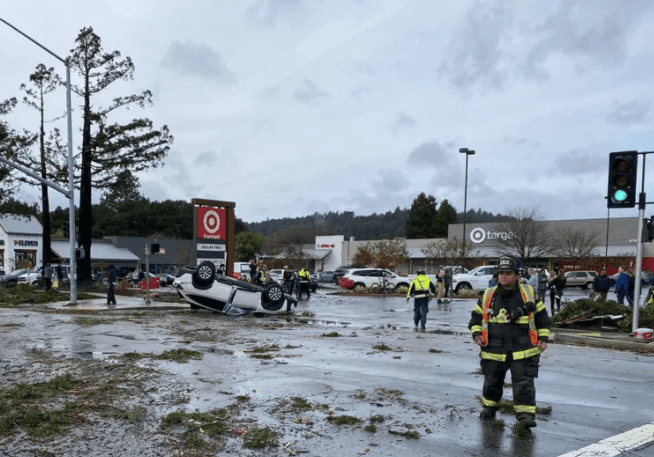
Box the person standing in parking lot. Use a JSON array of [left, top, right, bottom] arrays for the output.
[[107, 265, 117, 305], [407, 269, 436, 330], [615, 266, 629, 306], [548, 270, 566, 314], [592, 268, 612, 300], [298, 267, 311, 298], [537, 269, 548, 302], [444, 268, 453, 298], [436, 269, 445, 304], [43, 263, 53, 291], [283, 266, 294, 295]]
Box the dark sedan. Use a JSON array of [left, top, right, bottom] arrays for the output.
[[1, 269, 29, 287]]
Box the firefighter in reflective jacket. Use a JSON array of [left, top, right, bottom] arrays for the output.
[[298, 267, 311, 298], [468, 256, 551, 429], [407, 269, 436, 330]]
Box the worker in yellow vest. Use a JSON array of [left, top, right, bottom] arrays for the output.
[[407, 269, 436, 330], [298, 267, 311, 299], [468, 256, 550, 429]]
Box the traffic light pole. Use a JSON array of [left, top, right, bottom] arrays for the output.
[[632, 153, 652, 333]]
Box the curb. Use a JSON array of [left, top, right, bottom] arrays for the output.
[[551, 329, 654, 353]]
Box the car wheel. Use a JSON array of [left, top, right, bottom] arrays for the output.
[[353, 283, 366, 293], [394, 283, 409, 292], [262, 282, 285, 311], [585, 282, 593, 290], [193, 261, 216, 288], [455, 283, 472, 294]]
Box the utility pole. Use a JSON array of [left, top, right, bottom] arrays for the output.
[[0, 18, 77, 304]]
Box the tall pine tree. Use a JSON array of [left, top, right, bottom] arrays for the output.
[[59, 27, 173, 281], [405, 192, 438, 239]]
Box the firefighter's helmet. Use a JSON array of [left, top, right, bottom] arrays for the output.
[[497, 256, 520, 273]]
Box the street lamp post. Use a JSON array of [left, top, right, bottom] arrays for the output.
[[459, 148, 476, 268], [0, 17, 77, 304]]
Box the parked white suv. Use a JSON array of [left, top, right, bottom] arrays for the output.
[[18, 266, 45, 285], [341, 268, 411, 292], [451, 265, 498, 293]]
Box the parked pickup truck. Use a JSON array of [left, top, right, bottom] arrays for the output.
[[451, 265, 498, 294]]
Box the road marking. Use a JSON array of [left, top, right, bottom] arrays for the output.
[[558, 422, 654, 456]]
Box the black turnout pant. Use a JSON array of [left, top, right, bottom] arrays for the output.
[[480, 353, 539, 417]]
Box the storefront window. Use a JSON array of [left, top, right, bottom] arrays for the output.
[[15, 250, 36, 269]]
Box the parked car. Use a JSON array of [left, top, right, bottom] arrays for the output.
[[18, 266, 45, 285], [173, 261, 297, 314], [318, 271, 335, 282], [564, 271, 597, 289], [332, 266, 355, 284], [1, 269, 30, 287], [340, 268, 410, 292], [451, 265, 498, 293]]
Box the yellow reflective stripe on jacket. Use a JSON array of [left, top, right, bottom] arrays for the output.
[[538, 328, 551, 338], [514, 405, 536, 414], [470, 325, 482, 334], [480, 351, 506, 362], [512, 346, 542, 360]]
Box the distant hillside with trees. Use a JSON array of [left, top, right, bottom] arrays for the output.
[[3, 192, 510, 243]]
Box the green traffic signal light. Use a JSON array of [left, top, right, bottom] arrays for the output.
[[607, 151, 638, 208], [613, 189, 628, 202]]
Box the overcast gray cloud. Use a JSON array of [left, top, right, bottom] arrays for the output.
[[439, 2, 514, 92], [161, 41, 233, 82], [607, 99, 650, 126], [392, 112, 417, 135], [292, 79, 328, 104], [3, 0, 654, 224], [247, 0, 306, 27]]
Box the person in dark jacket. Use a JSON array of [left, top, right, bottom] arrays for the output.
[[282, 266, 294, 295], [469, 255, 550, 429], [592, 268, 612, 300], [614, 266, 629, 306], [443, 268, 453, 298], [249, 260, 257, 283], [537, 269, 548, 301], [107, 265, 117, 305], [548, 270, 566, 315], [41, 263, 53, 291]]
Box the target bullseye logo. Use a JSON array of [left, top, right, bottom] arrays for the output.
[[196, 207, 227, 240], [470, 227, 486, 244], [203, 210, 220, 234]]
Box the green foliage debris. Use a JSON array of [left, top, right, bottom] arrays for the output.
[[326, 415, 360, 425], [243, 428, 277, 448], [322, 331, 340, 337], [157, 349, 201, 363], [373, 343, 391, 351]]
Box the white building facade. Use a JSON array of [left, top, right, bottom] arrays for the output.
[[0, 214, 44, 272]]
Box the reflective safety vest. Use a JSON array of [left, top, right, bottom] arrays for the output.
[[299, 270, 310, 281], [408, 275, 433, 299], [479, 284, 539, 348]]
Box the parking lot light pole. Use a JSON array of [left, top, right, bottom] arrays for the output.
[[0, 17, 77, 304], [459, 148, 476, 267]]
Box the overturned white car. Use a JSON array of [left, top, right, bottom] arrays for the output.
[[173, 261, 297, 314]]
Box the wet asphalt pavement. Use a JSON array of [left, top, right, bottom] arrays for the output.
[[0, 285, 653, 456]]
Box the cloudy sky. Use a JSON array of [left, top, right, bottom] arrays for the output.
[[2, 0, 654, 224]]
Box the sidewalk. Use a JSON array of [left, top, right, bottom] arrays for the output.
[[551, 328, 654, 353], [45, 292, 190, 312]]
